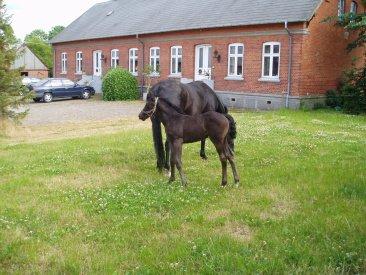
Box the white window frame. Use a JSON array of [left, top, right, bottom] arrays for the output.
[[111, 49, 120, 68], [75, 51, 83, 74], [260, 42, 281, 81], [61, 52, 67, 74], [129, 48, 138, 76], [226, 43, 244, 80], [338, 0, 345, 16], [350, 1, 358, 14], [170, 46, 182, 76], [149, 47, 160, 76]]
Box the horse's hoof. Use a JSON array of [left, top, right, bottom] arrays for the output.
[[221, 182, 228, 187], [200, 153, 208, 160]]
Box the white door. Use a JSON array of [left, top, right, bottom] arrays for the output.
[[195, 45, 212, 81], [93, 50, 102, 76]]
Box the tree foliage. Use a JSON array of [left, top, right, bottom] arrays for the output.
[[24, 25, 65, 74], [0, 0, 32, 125], [48, 25, 65, 40]]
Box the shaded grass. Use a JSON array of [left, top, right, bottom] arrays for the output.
[[0, 109, 365, 273]]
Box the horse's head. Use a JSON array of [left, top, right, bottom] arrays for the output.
[[139, 91, 157, 121]]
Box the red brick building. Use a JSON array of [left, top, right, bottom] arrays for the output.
[[51, 0, 365, 109]]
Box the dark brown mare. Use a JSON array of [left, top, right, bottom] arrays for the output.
[[139, 95, 239, 186], [147, 80, 228, 171]]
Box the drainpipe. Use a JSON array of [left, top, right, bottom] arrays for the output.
[[284, 21, 293, 109], [136, 34, 145, 97]]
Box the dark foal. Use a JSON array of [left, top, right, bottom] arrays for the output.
[[139, 97, 239, 187]]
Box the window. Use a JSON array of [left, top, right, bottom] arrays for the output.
[[61, 53, 67, 73], [111, 49, 119, 68], [350, 1, 358, 14], [261, 42, 280, 80], [129, 48, 138, 75], [227, 43, 244, 78], [51, 79, 63, 87], [150, 47, 160, 75], [62, 79, 74, 87], [338, 0, 345, 16], [76, 52, 83, 74], [171, 46, 182, 75]]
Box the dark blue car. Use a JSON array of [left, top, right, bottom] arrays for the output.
[[30, 78, 95, 103]]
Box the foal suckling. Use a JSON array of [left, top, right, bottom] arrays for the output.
[[139, 95, 239, 187]]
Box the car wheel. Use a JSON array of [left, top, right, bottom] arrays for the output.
[[43, 93, 53, 103], [82, 90, 91, 100]]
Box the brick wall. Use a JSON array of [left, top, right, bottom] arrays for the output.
[[53, 0, 365, 97], [53, 23, 305, 95], [299, 0, 365, 95]]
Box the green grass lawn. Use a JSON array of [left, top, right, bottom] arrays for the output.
[[0, 110, 365, 273]]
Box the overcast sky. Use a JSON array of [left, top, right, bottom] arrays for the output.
[[6, 0, 104, 40]]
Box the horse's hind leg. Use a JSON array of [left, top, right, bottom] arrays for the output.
[[164, 140, 171, 170], [220, 154, 228, 187], [174, 139, 187, 186], [169, 141, 175, 182], [200, 139, 208, 160]]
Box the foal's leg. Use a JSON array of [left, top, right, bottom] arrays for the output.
[[174, 139, 187, 186], [200, 139, 208, 160], [228, 156, 240, 184], [213, 142, 228, 186], [164, 140, 171, 170]]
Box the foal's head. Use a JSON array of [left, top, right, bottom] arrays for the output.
[[139, 92, 157, 121]]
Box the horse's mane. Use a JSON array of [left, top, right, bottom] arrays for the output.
[[157, 97, 185, 115]]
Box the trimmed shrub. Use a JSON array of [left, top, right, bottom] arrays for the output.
[[102, 68, 139, 101], [325, 66, 366, 115]]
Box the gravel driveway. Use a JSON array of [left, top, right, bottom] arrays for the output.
[[23, 98, 145, 126]]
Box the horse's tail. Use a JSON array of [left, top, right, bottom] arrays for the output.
[[213, 92, 228, 114], [151, 115, 165, 172], [224, 113, 237, 153]]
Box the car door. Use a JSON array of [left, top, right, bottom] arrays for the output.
[[62, 79, 80, 97], [50, 79, 65, 98]]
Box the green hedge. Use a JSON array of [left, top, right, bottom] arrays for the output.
[[102, 68, 139, 101]]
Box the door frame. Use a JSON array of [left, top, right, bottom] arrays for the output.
[[93, 50, 102, 76], [194, 44, 212, 81]]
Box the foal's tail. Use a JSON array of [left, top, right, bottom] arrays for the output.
[[151, 115, 165, 171], [224, 114, 237, 154]]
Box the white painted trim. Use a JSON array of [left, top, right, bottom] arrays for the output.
[[258, 77, 280, 83], [75, 51, 83, 74], [227, 43, 244, 78], [111, 49, 120, 68], [61, 52, 67, 74], [171, 46, 182, 75], [149, 47, 160, 74], [129, 48, 138, 75], [261, 42, 281, 79], [225, 76, 244, 81]]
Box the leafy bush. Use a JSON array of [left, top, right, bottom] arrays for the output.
[[102, 68, 139, 101], [325, 66, 366, 115]]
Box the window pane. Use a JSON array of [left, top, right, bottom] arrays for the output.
[[230, 46, 235, 54], [237, 57, 243, 75], [229, 57, 235, 75], [178, 47, 182, 55], [177, 57, 182, 73], [129, 59, 133, 72], [208, 47, 212, 68], [238, 46, 243, 55], [272, 57, 279, 76], [264, 57, 270, 76], [264, 45, 271, 54], [172, 48, 176, 56], [135, 60, 138, 72], [172, 58, 176, 74], [273, 45, 280, 54], [150, 58, 154, 67], [156, 58, 160, 72], [199, 48, 203, 67], [156, 49, 160, 56]]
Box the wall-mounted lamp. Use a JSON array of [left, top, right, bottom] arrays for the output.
[[213, 50, 221, 63], [101, 54, 107, 63]]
